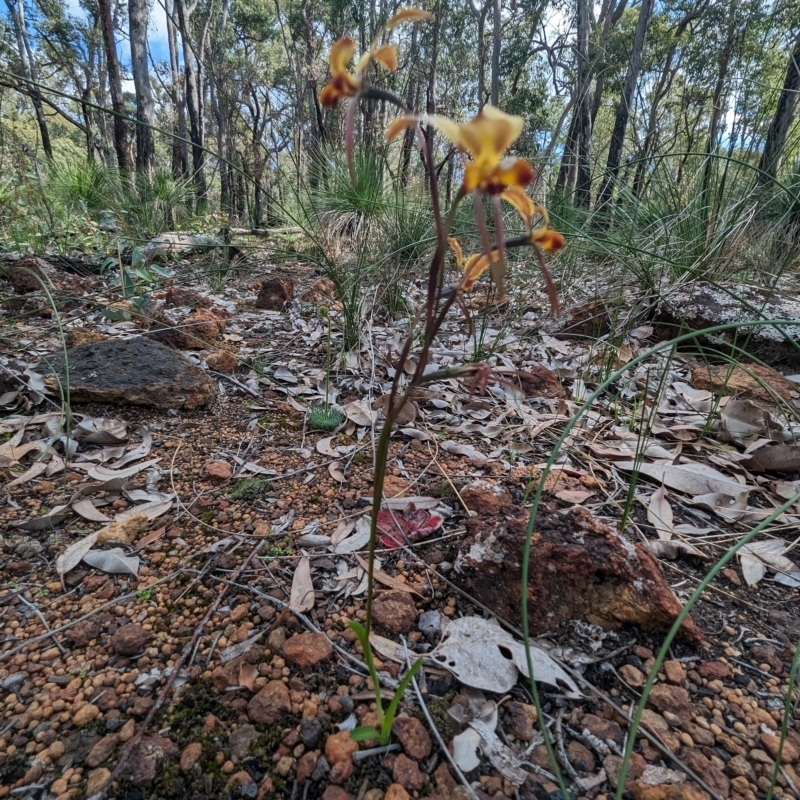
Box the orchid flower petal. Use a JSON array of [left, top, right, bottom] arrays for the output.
[[447, 236, 464, 269]]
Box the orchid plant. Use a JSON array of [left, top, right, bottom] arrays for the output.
[[320, 5, 564, 739]]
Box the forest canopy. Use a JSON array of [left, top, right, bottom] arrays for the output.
[[0, 0, 798, 253]]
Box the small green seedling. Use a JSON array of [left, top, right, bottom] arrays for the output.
[[348, 619, 422, 745], [308, 405, 344, 431], [308, 307, 344, 432]]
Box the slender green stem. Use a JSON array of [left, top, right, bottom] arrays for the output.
[[325, 312, 332, 418], [365, 414, 397, 640]]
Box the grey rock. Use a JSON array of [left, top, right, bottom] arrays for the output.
[[45, 337, 216, 410], [240, 783, 258, 799], [658, 281, 800, 370], [121, 734, 178, 787], [418, 610, 442, 642], [301, 717, 323, 749], [311, 754, 330, 782], [229, 724, 259, 760], [1, 673, 25, 693]]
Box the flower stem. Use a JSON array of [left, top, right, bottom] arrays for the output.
[[325, 312, 332, 417]]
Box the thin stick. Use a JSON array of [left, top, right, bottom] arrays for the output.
[[16, 595, 65, 654]]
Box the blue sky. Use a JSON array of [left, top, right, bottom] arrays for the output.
[[64, 0, 171, 82]]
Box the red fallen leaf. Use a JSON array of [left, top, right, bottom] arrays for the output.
[[377, 503, 444, 548]]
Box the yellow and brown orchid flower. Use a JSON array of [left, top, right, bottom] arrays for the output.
[[387, 106, 535, 195], [500, 187, 566, 252], [448, 236, 500, 292], [319, 8, 432, 108]]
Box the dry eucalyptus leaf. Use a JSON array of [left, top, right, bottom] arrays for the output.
[[383, 496, 439, 510], [745, 445, 800, 473], [72, 498, 113, 523], [72, 417, 128, 444], [720, 398, 767, 439], [116, 499, 174, 521], [354, 554, 425, 597], [1, 438, 48, 463], [220, 632, 263, 663], [342, 400, 378, 427], [647, 484, 674, 540], [373, 394, 417, 425], [440, 441, 488, 466], [332, 516, 372, 554], [296, 533, 331, 547], [6, 461, 48, 489], [689, 491, 749, 520], [316, 436, 338, 457], [328, 461, 345, 482], [368, 633, 409, 664], [136, 525, 167, 549], [330, 520, 356, 547], [646, 539, 708, 560], [16, 504, 71, 531], [57, 531, 99, 579], [739, 539, 800, 587], [555, 489, 594, 505], [123, 487, 174, 503], [77, 445, 127, 464], [430, 616, 581, 696], [289, 556, 315, 612], [87, 458, 161, 482], [399, 427, 433, 441], [674, 523, 718, 535], [107, 430, 154, 468], [616, 460, 747, 497], [505, 639, 582, 698], [773, 481, 800, 501], [83, 548, 140, 576], [273, 366, 298, 383]]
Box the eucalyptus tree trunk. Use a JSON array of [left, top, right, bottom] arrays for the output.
[[632, 44, 680, 198], [166, 0, 188, 177], [556, 0, 591, 203], [595, 0, 655, 211], [399, 24, 420, 185], [468, 0, 490, 109], [300, 0, 325, 177], [631, 1, 707, 198], [98, 0, 129, 174], [129, 0, 155, 173], [573, 0, 592, 206], [3, 0, 52, 158], [175, 0, 208, 208], [590, 0, 628, 128], [427, 0, 440, 117], [490, 0, 500, 105], [425, 2, 441, 195], [758, 33, 800, 185], [210, 0, 232, 213], [698, 9, 736, 218]]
